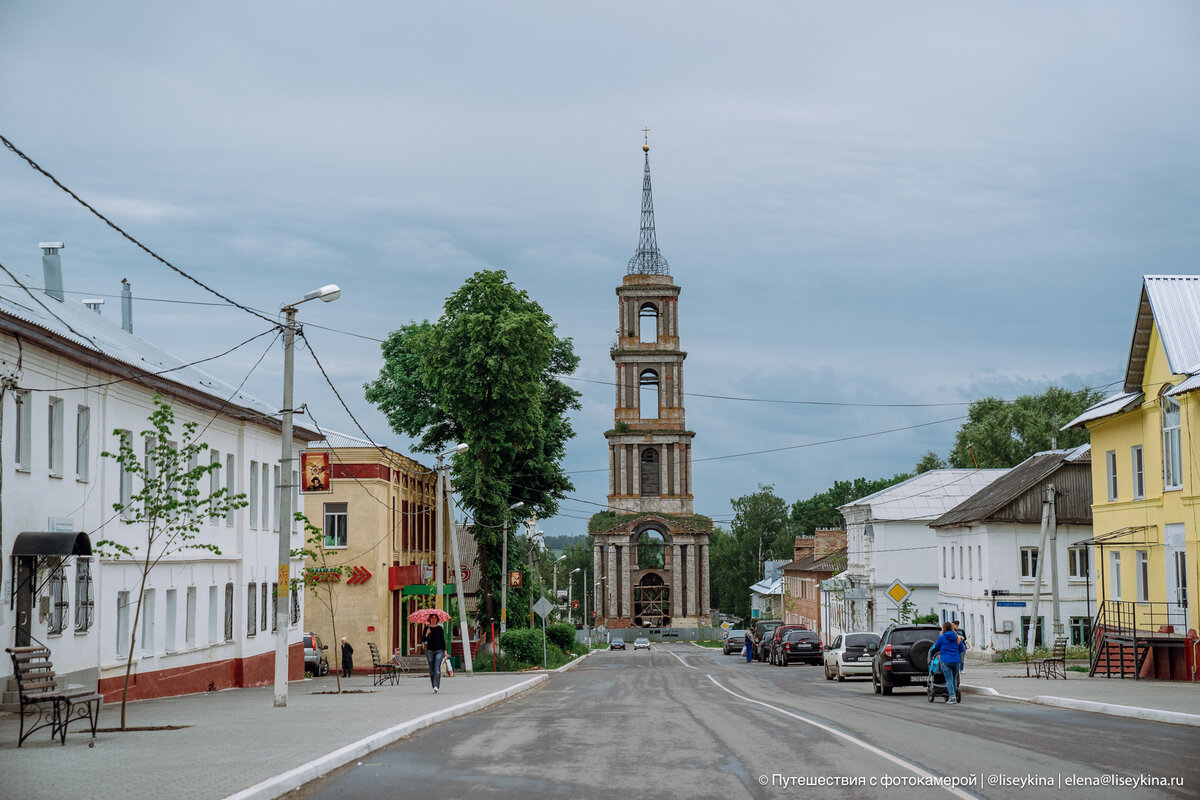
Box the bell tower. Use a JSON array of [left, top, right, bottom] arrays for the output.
[[592, 138, 711, 631]]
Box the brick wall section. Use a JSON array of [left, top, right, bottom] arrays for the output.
[[814, 528, 846, 560]]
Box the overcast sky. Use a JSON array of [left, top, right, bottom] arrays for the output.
[[2, 2, 1198, 535]]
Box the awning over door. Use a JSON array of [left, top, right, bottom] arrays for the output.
[[11, 531, 93, 557]]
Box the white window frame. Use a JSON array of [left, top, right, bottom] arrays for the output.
[[1068, 545, 1089, 580], [208, 585, 219, 646], [224, 582, 234, 642], [48, 396, 64, 477], [324, 502, 348, 548], [14, 389, 31, 471], [76, 405, 91, 482], [74, 558, 94, 632], [1162, 394, 1182, 490], [247, 582, 257, 638], [118, 430, 133, 518], [273, 466, 281, 532], [117, 590, 130, 657], [142, 589, 156, 656], [262, 465, 271, 531], [1131, 445, 1144, 500], [225, 453, 236, 526], [209, 450, 221, 519], [165, 588, 178, 652], [1110, 551, 1122, 601], [1020, 546, 1039, 580], [1136, 549, 1149, 603], [47, 565, 68, 635], [1105, 449, 1118, 501], [249, 461, 259, 529]]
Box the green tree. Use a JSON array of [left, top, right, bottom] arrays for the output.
[[98, 397, 246, 728], [947, 386, 1102, 468], [789, 474, 911, 537], [364, 270, 581, 629], [293, 513, 354, 692], [707, 485, 793, 620], [914, 450, 947, 473]]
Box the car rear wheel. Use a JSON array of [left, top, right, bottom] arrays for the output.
[[824, 663, 834, 680], [880, 675, 893, 695], [835, 664, 845, 682], [872, 670, 881, 694]]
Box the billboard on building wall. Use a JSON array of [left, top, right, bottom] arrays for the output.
[[300, 451, 331, 493]]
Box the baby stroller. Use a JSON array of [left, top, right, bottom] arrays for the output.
[[927, 653, 961, 703]]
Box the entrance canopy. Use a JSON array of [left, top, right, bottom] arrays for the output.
[[11, 531, 93, 558]]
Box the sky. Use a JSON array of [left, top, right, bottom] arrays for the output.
[[2, 2, 1198, 536]]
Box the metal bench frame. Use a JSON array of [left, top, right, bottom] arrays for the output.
[[1034, 637, 1068, 680], [367, 642, 399, 686], [6, 646, 103, 746]]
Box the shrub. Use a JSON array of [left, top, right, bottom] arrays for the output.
[[499, 629, 544, 664], [546, 622, 576, 652]]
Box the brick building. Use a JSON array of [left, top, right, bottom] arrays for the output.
[[782, 529, 847, 640]]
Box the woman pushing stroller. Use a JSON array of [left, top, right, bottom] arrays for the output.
[[929, 621, 965, 704]]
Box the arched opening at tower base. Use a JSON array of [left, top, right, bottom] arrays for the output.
[[634, 572, 670, 628]]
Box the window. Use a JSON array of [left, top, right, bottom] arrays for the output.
[[249, 461, 259, 529], [977, 545, 983, 581], [118, 431, 133, 517], [640, 447, 660, 496], [47, 566, 67, 635], [262, 465, 271, 531], [638, 369, 660, 419], [1136, 549, 1149, 602], [261, 583, 268, 632], [142, 589, 156, 655], [224, 582, 234, 641], [273, 466, 281, 532], [639, 302, 659, 343], [967, 545, 973, 580], [76, 405, 90, 481], [1162, 394, 1182, 489], [1020, 547, 1039, 580], [1070, 616, 1092, 646], [1068, 546, 1089, 580], [48, 396, 64, 477], [14, 390, 31, 470], [117, 591, 130, 657], [185, 587, 197, 647], [226, 454, 235, 526], [1110, 551, 1122, 601], [144, 435, 158, 483], [165, 588, 177, 652], [247, 583, 257, 637], [271, 583, 278, 632], [1020, 615, 1044, 648], [290, 589, 300, 626], [950, 547, 955, 578], [1105, 449, 1118, 501], [324, 503, 348, 547], [74, 558, 94, 632], [209, 450, 221, 518], [1131, 445, 1144, 500], [208, 585, 219, 645], [958, 546, 964, 580], [942, 547, 946, 578]]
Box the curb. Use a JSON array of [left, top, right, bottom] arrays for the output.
[[223, 674, 549, 800], [554, 648, 598, 673], [961, 684, 1200, 727]]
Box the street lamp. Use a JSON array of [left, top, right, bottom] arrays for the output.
[[435, 443, 469, 616], [552, 555, 566, 621], [500, 501, 524, 634], [274, 284, 340, 709], [527, 525, 544, 626], [569, 567, 580, 626]]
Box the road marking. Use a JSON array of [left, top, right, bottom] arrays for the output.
[[705, 675, 979, 800], [664, 648, 699, 670]]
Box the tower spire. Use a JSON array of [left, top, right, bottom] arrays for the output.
[[627, 133, 670, 276]]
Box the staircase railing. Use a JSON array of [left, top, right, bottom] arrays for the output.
[[1090, 600, 1181, 678]]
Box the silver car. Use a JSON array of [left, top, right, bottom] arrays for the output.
[[633, 637, 651, 651], [823, 632, 880, 681]]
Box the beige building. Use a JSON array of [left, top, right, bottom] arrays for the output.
[[301, 431, 450, 665]]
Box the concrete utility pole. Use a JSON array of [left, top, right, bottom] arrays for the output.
[[1026, 484, 1054, 655], [444, 466, 473, 673], [500, 501, 523, 635], [1048, 485, 1062, 639]]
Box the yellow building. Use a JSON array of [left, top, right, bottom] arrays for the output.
[[300, 431, 450, 668], [1066, 276, 1199, 680]]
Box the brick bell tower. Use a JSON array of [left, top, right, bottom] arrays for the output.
[[592, 137, 711, 631]]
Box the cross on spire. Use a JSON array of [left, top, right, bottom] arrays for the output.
[[627, 134, 670, 276]]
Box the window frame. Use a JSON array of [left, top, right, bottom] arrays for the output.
[[1131, 445, 1144, 500], [47, 565, 68, 635], [1105, 449, 1118, 501], [48, 396, 64, 477], [224, 582, 235, 642], [1020, 546, 1040, 581], [1162, 394, 1183, 490], [1068, 545, 1089, 580], [76, 405, 91, 482], [14, 389, 32, 471], [247, 582, 257, 638], [1135, 549, 1149, 603], [74, 558, 94, 632], [324, 502, 349, 548], [1110, 551, 1122, 601]]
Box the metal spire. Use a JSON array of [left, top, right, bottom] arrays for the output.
[[626, 131, 670, 276]]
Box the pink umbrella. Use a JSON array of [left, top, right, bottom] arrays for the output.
[[408, 608, 451, 625]]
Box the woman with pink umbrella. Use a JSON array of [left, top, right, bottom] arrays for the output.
[[409, 608, 451, 693]]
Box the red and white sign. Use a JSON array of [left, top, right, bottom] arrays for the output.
[[346, 565, 372, 585]]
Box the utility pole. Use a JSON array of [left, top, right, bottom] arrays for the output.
[[500, 501, 523, 635], [527, 514, 538, 626], [444, 466, 473, 673], [1026, 484, 1054, 655], [1048, 485, 1062, 640]]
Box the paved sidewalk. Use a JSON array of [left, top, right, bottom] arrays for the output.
[[0, 671, 546, 800], [959, 659, 1200, 726]]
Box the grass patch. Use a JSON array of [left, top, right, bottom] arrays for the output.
[[1067, 665, 1089, 673], [993, 644, 1090, 662]]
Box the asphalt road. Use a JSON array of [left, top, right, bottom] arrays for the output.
[[286, 643, 1199, 800]]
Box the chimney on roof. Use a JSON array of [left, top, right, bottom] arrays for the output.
[[82, 299, 105, 315], [121, 279, 133, 333], [39, 242, 65, 301], [814, 528, 847, 561], [794, 536, 815, 563]]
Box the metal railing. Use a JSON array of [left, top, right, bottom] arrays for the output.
[[1089, 601, 1184, 678]]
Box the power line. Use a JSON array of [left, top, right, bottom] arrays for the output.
[[0, 133, 276, 325]]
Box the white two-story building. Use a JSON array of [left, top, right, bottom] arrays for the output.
[[2, 244, 319, 702], [929, 447, 1094, 655], [837, 469, 1005, 636]]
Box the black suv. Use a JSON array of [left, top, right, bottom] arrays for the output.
[[869, 623, 940, 695], [749, 620, 782, 661], [777, 629, 822, 666], [765, 624, 809, 664]]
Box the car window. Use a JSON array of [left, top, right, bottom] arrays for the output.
[[831, 635, 842, 648], [846, 633, 879, 647], [789, 631, 819, 641], [888, 629, 937, 645]]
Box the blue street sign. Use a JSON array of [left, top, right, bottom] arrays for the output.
[[996, 600, 1027, 607]]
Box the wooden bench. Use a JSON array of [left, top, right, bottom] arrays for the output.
[[6, 646, 102, 746], [390, 654, 428, 675], [1034, 637, 1068, 680], [367, 643, 398, 686]]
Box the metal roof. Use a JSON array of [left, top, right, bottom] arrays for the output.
[[930, 446, 1090, 528], [1063, 391, 1143, 430], [308, 429, 380, 450], [1141, 276, 1200, 380], [750, 576, 783, 596], [839, 469, 1007, 521], [0, 267, 313, 435]]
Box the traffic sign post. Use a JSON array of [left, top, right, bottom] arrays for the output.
[[533, 596, 554, 667], [886, 579, 911, 621]]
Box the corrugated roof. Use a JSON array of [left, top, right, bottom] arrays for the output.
[[1142, 276, 1200, 380], [0, 267, 312, 435], [308, 429, 380, 449], [931, 446, 1088, 528], [782, 548, 846, 573], [839, 469, 1007, 521], [750, 576, 783, 595], [1063, 391, 1143, 430]]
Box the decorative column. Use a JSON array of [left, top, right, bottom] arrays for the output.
[[700, 544, 710, 621], [623, 544, 634, 619], [594, 544, 603, 618], [685, 543, 695, 619], [671, 544, 683, 620], [607, 544, 618, 620], [673, 443, 682, 499]]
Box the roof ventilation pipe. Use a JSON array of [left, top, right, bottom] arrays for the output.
[[121, 278, 133, 333], [39, 242, 65, 301]]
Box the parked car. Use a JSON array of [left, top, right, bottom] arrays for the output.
[[777, 629, 822, 666], [609, 637, 626, 651], [766, 624, 809, 664], [749, 620, 783, 661], [722, 629, 748, 655], [303, 632, 329, 676], [869, 624, 941, 695], [823, 632, 880, 681], [633, 637, 651, 651]]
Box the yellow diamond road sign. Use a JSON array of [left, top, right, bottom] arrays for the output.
[[886, 579, 911, 604]]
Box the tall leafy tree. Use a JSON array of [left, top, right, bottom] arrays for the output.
[[789, 474, 911, 537], [365, 270, 580, 628], [947, 386, 1102, 468], [707, 485, 793, 621]]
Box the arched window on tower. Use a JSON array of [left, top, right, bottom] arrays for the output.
[[639, 302, 659, 343], [639, 369, 659, 419], [640, 448, 660, 497]]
